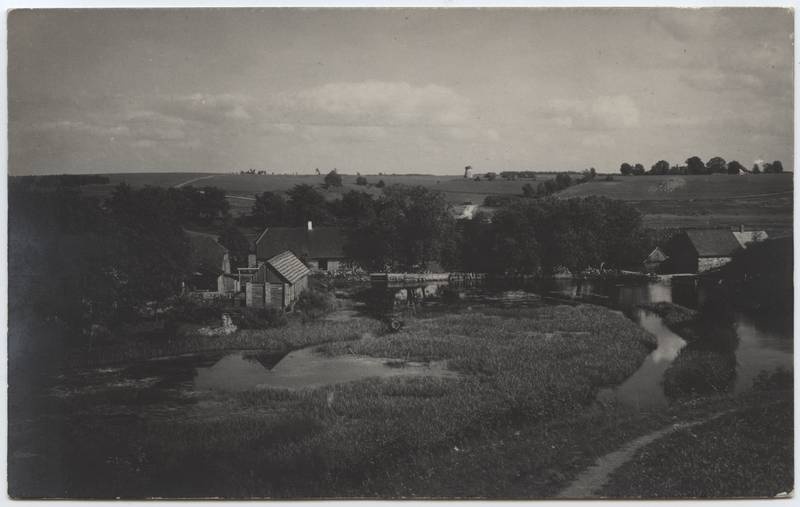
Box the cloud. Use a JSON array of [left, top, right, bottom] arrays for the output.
[[544, 95, 640, 130], [274, 80, 472, 127], [154, 93, 254, 124]]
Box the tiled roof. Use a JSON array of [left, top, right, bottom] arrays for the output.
[[685, 229, 743, 258], [256, 226, 347, 260], [267, 250, 311, 285]]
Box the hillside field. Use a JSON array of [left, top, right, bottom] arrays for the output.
[[57, 171, 794, 234], [558, 174, 793, 235]]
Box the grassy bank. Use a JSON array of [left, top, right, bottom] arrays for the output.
[[600, 392, 793, 498], [11, 304, 657, 498]]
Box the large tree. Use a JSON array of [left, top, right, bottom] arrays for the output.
[[345, 185, 455, 271], [686, 156, 706, 175], [286, 184, 333, 226], [706, 156, 727, 174], [650, 160, 670, 175], [250, 191, 288, 226]]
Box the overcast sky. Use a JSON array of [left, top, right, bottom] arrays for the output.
[[8, 8, 794, 175]]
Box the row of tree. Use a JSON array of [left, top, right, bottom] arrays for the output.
[[521, 168, 597, 198], [620, 157, 784, 176]]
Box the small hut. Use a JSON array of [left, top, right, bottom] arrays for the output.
[[245, 250, 310, 309]]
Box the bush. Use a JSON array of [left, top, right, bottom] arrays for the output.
[[296, 289, 336, 321], [376, 180, 386, 188], [356, 176, 368, 186], [230, 307, 288, 329], [169, 298, 225, 325]]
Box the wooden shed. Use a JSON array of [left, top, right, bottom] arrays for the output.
[[245, 250, 311, 309], [643, 247, 669, 273]]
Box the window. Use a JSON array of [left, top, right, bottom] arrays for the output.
[[318, 259, 328, 271]]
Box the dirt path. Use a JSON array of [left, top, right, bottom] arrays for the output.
[[173, 175, 216, 188], [556, 410, 735, 498]]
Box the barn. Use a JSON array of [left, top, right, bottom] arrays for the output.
[[255, 222, 348, 272], [245, 250, 311, 309], [664, 229, 743, 273]]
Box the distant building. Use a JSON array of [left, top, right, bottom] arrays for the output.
[[732, 226, 768, 248], [643, 246, 669, 273], [245, 250, 310, 309], [186, 230, 233, 293], [255, 221, 348, 272], [464, 165, 473, 179]]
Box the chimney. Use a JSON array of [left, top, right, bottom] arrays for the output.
[[248, 254, 257, 268], [307, 221, 313, 231], [739, 224, 745, 233]]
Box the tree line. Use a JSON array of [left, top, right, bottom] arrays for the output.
[[620, 156, 784, 176]]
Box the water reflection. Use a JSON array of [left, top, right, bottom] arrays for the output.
[[193, 348, 457, 392], [597, 310, 686, 409]]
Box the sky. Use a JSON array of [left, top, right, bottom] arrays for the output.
[[7, 8, 794, 176]]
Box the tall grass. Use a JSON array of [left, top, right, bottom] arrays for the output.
[[40, 303, 660, 498]]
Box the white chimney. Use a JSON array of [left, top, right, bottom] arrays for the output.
[[307, 221, 313, 231]]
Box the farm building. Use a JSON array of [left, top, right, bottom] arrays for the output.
[[643, 246, 669, 273], [732, 227, 769, 248], [186, 230, 235, 293], [255, 222, 348, 272], [245, 250, 310, 309], [662, 229, 743, 273]]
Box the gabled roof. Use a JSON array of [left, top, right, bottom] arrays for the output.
[[256, 226, 347, 260], [645, 247, 669, 262], [266, 250, 311, 285], [685, 229, 742, 258], [186, 230, 228, 271]]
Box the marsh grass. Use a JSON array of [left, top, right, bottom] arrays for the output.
[[4, 302, 663, 499], [17, 303, 665, 498]]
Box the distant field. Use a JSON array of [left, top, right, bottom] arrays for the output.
[[558, 174, 794, 235], [79, 172, 538, 206], [558, 174, 793, 201], [28, 171, 794, 234]]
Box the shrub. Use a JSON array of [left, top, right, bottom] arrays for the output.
[[230, 307, 288, 329], [376, 179, 386, 188], [356, 176, 368, 186], [296, 288, 336, 321], [168, 298, 225, 325]]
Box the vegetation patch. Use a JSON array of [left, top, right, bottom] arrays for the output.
[[599, 395, 793, 498]]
